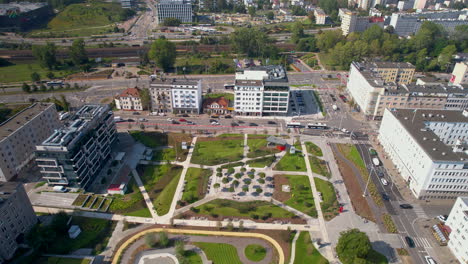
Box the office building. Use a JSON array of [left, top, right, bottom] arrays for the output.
[[234, 65, 290, 116], [0, 103, 60, 182], [0, 2, 51, 31], [156, 0, 193, 24], [390, 10, 468, 36], [35, 105, 116, 189], [149, 79, 202, 114], [446, 197, 468, 264], [0, 182, 37, 262], [114, 87, 144, 111], [314, 8, 328, 24], [450, 62, 468, 86], [413, 0, 427, 9], [379, 108, 468, 199], [340, 8, 384, 35]]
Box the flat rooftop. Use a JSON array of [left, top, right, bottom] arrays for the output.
[[389, 108, 468, 162], [0, 103, 54, 140], [150, 78, 200, 87], [361, 61, 415, 70], [0, 182, 20, 205], [237, 65, 288, 83]]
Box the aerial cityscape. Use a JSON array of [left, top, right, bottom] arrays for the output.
[[0, 0, 467, 263]]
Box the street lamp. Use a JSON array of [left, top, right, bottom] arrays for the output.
[[362, 167, 375, 197]]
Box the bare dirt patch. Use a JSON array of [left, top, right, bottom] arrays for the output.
[[272, 175, 291, 202]]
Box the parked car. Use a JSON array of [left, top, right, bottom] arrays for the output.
[[405, 236, 415, 248], [172, 120, 180, 124], [127, 119, 135, 122], [437, 215, 447, 223], [211, 121, 220, 125], [382, 193, 390, 201], [224, 115, 232, 118], [372, 157, 381, 166], [268, 121, 277, 125], [249, 123, 258, 126], [167, 118, 173, 121], [369, 148, 378, 156], [132, 112, 140, 115], [138, 118, 147, 122], [187, 121, 195, 125], [238, 120, 245, 124], [179, 118, 187, 122], [231, 122, 239, 126], [400, 204, 413, 209], [380, 178, 388, 186], [424, 256, 437, 264]]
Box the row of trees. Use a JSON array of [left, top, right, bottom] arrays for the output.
[[32, 38, 89, 72]]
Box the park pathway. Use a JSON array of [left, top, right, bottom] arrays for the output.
[[288, 231, 300, 264], [131, 168, 159, 221]]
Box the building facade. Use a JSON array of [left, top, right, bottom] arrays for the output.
[[0, 182, 37, 262], [150, 79, 202, 114], [314, 8, 328, 24], [156, 0, 193, 24], [446, 197, 468, 264], [0, 2, 51, 31], [340, 8, 384, 35], [379, 108, 468, 199], [202, 96, 233, 115], [0, 103, 61, 182], [450, 62, 468, 86], [35, 105, 116, 189], [114, 87, 143, 111], [234, 65, 290, 116]]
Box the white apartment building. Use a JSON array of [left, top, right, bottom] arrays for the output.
[[340, 8, 384, 35], [413, 0, 426, 9], [314, 8, 327, 24], [0, 103, 60, 182], [114, 87, 143, 111], [446, 197, 468, 264], [450, 62, 468, 86], [379, 108, 468, 199], [234, 65, 289, 116], [156, 0, 193, 24], [149, 79, 202, 114]]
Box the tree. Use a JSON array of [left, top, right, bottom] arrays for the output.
[[22, 83, 31, 93], [31, 72, 41, 83], [69, 38, 88, 66], [360, 25, 383, 43], [40, 84, 47, 91], [175, 240, 185, 258], [227, 221, 234, 231], [145, 233, 157, 247], [266, 11, 274, 20], [230, 28, 278, 58], [297, 37, 317, 52], [159, 231, 169, 247], [239, 220, 244, 231], [291, 22, 305, 44], [256, 188, 263, 194], [148, 38, 176, 72], [290, 6, 306, 16], [248, 6, 256, 17], [317, 30, 344, 52], [162, 17, 182, 26], [32, 42, 57, 70], [50, 212, 69, 235], [437, 44, 456, 71], [140, 88, 151, 110], [216, 221, 222, 230], [336, 229, 373, 264], [227, 167, 235, 174]]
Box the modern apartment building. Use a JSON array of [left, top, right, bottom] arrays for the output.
[[35, 105, 116, 189], [446, 197, 468, 264], [314, 8, 328, 24], [156, 0, 193, 24], [234, 65, 290, 116], [149, 79, 202, 114], [340, 8, 384, 35], [379, 108, 468, 199], [0, 103, 60, 182], [390, 10, 468, 36], [120, 0, 134, 8], [0, 182, 37, 262], [450, 62, 468, 86], [114, 87, 143, 111]]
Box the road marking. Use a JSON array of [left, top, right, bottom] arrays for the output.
[[412, 204, 428, 218], [415, 237, 432, 248]]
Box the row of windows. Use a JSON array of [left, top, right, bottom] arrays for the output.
[[431, 177, 467, 183], [433, 171, 468, 177], [427, 184, 468, 190]]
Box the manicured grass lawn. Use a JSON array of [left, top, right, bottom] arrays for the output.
[[193, 242, 242, 264], [245, 244, 267, 262], [314, 177, 339, 221], [305, 142, 323, 157], [139, 164, 183, 216], [281, 175, 317, 218], [131, 131, 192, 161], [181, 167, 212, 204], [274, 152, 307, 172], [191, 135, 244, 165], [48, 217, 115, 254], [194, 199, 295, 219], [0, 62, 79, 83], [152, 148, 176, 161], [309, 156, 330, 178], [294, 232, 329, 264], [185, 250, 203, 264], [246, 156, 276, 168], [108, 178, 151, 217], [247, 135, 280, 158], [36, 257, 91, 264], [72, 194, 88, 206]]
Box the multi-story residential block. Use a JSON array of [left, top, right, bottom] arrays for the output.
[[149, 79, 202, 114], [156, 0, 193, 24], [413, 0, 427, 9], [314, 8, 328, 24], [0, 103, 61, 182], [114, 87, 143, 111], [120, 0, 134, 8], [340, 8, 384, 35], [0, 182, 37, 262], [379, 108, 468, 199], [390, 10, 468, 36], [35, 105, 116, 189], [446, 197, 468, 264], [450, 62, 468, 86], [234, 65, 289, 116]]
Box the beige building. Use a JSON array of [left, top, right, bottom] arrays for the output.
[[314, 8, 328, 24], [450, 62, 468, 85], [149, 79, 202, 114], [0, 182, 37, 262], [0, 103, 60, 182], [115, 87, 143, 111]]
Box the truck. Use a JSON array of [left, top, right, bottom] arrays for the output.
[[332, 104, 338, 111], [372, 157, 380, 166]]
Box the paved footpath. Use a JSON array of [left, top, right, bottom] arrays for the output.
[[288, 231, 300, 264]]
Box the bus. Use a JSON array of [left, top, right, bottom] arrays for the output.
[[224, 83, 235, 90], [286, 122, 302, 128], [47, 81, 63, 87], [306, 123, 328, 130]]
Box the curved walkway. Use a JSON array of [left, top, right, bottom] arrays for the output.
[[288, 231, 300, 264], [112, 228, 285, 264]]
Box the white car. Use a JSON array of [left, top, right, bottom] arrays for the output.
[[437, 215, 447, 223], [424, 256, 436, 264], [211, 121, 220, 125], [167, 118, 173, 121], [380, 178, 388, 186]]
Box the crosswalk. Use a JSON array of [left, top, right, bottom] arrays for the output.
[[414, 237, 432, 248], [412, 204, 428, 218]]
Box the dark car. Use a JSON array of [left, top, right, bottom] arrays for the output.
[[231, 122, 239, 126], [382, 193, 390, 201], [209, 119, 217, 123], [172, 120, 180, 124], [405, 236, 415, 248], [224, 115, 232, 119], [268, 121, 276, 125], [400, 204, 413, 209], [238, 120, 245, 124], [249, 123, 258, 126], [339, 94, 348, 103], [132, 112, 140, 115], [127, 119, 135, 122]]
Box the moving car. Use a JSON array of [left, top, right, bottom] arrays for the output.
[[400, 204, 413, 209], [372, 157, 380, 166], [382, 193, 390, 201], [437, 215, 447, 223], [405, 236, 415, 248], [380, 178, 388, 186], [424, 256, 436, 264], [368, 148, 378, 156]]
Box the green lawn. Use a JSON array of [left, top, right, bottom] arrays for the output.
[[274, 152, 307, 172], [191, 135, 244, 165], [108, 178, 151, 217], [131, 131, 192, 161], [36, 257, 91, 264], [152, 148, 176, 161], [246, 156, 276, 168], [203, 93, 234, 102], [193, 242, 242, 264], [309, 156, 330, 178], [294, 232, 329, 264], [367, 249, 389, 264], [305, 142, 323, 157], [280, 175, 317, 218], [139, 164, 183, 216], [185, 250, 203, 264], [245, 244, 267, 262], [0, 62, 79, 83], [194, 199, 295, 219], [314, 178, 339, 221], [181, 167, 212, 204], [247, 135, 280, 158]]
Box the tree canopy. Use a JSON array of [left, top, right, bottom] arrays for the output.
[[230, 27, 279, 58], [336, 229, 372, 264], [32, 42, 57, 70], [148, 38, 177, 72], [69, 38, 88, 66]]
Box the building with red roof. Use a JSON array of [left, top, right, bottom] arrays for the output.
[[202, 96, 233, 115], [114, 87, 144, 111]]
